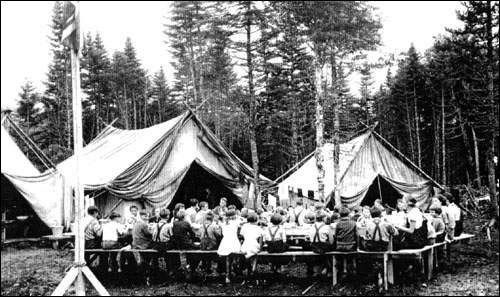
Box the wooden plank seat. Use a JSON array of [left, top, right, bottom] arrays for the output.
[[79, 233, 474, 290]]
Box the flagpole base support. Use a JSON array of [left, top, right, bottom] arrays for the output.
[[51, 264, 109, 296]]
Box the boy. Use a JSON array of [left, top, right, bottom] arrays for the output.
[[334, 207, 357, 251], [293, 200, 307, 226], [84, 206, 102, 249], [102, 212, 126, 272], [131, 210, 153, 284], [102, 212, 126, 249], [429, 206, 446, 242], [185, 198, 199, 225], [199, 212, 222, 274], [362, 207, 397, 251], [132, 210, 153, 249], [194, 201, 210, 225]]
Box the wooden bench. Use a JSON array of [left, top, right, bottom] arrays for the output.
[[80, 233, 474, 289], [356, 239, 459, 290]]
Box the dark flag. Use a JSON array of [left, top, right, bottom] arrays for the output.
[[61, 1, 80, 52]]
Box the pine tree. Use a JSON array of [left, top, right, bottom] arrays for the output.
[[166, 1, 209, 108], [81, 32, 112, 142], [151, 67, 179, 122], [43, 1, 72, 156], [14, 81, 42, 167]]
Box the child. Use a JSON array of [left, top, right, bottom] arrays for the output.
[[199, 212, 222, 274], [102, 212, 126, 272], [149, 207, 162, 223], [102, 212, 126, 249], [264, 214, 287, 252], [171, 203, 186, 224], [356, 206, 372, 249], [308, 212, 333, 277], [217, 209, 242, 283], [152, 209, 172, 250], [429, 206, 446, 242], [362, 207, 397, 251], [394, 198, 428, 249], [240, 213, 263, 282], [264, 214, 288, 274], [334, 207, 357, 252], [256, 208, 268, 227]]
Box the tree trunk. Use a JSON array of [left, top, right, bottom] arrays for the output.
[[245, 3, 261, 208], [291, 107, 299, 164], [453, 87, 474, 188], [133, 93, 137, 129], [188, 34, 198, 106], [65, 59, 72, 149], [122, 83, 130, 129], [441, 86, 446, 185], [144, 79, 148, 128], [404, 88, 415, 162], [314, 57, 325, 203], [471, 126, 481, 188], [485, 0, 498, 220], [331, 54, 341, 207], [413, 82, 422, 168]]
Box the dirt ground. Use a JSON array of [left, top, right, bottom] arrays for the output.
[[1, 217, 498, 296]]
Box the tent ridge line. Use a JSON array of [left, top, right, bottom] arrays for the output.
[[370, 130, 444, 190]]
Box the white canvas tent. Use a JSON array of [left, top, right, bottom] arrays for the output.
[[1, 123, 65, 228], [54, 110, 272, 223], [277, 130, 442, 208], [2, 110, 272, 228]]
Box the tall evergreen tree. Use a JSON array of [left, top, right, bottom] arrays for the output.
[[42, 1, 72, 156]]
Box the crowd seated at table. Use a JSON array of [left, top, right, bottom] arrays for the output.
[[81, 192, 463, 283]]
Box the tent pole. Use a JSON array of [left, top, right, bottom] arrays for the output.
[[377, 175, 383, 204]]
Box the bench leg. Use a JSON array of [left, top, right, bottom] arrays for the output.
[[387, 255, 394, 285], [332, 255, 338, 287], [383, 253, 388, 291], [52, 240, 59, 250], [427, 249, 434, 281], [225, 256, 231, 284]]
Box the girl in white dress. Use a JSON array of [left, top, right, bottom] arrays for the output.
[[217, 209, 241, 283], [240, 213, 263, 281]]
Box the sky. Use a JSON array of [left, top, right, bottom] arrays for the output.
[[1, 1, 464, 111]]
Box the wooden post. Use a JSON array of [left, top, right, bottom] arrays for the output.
[[1, 210, 6, 245], [331, 255, 337, 287], [52, 2, 108, 296], [387, 254, 394, 285], [427, 248, 434, 280], [70, 33, 86, 296], [383, 253, 389, 291]]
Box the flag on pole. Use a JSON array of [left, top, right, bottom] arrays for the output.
[[61, 1, 80, 52]]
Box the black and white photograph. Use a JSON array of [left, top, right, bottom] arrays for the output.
[[1, 1, 499, 296]]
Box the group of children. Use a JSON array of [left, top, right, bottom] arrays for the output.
[[81, 192, 463, 283]]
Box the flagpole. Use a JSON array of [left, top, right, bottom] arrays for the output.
[[70, 29, 86, 296], [52, 2, 108, 295]]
